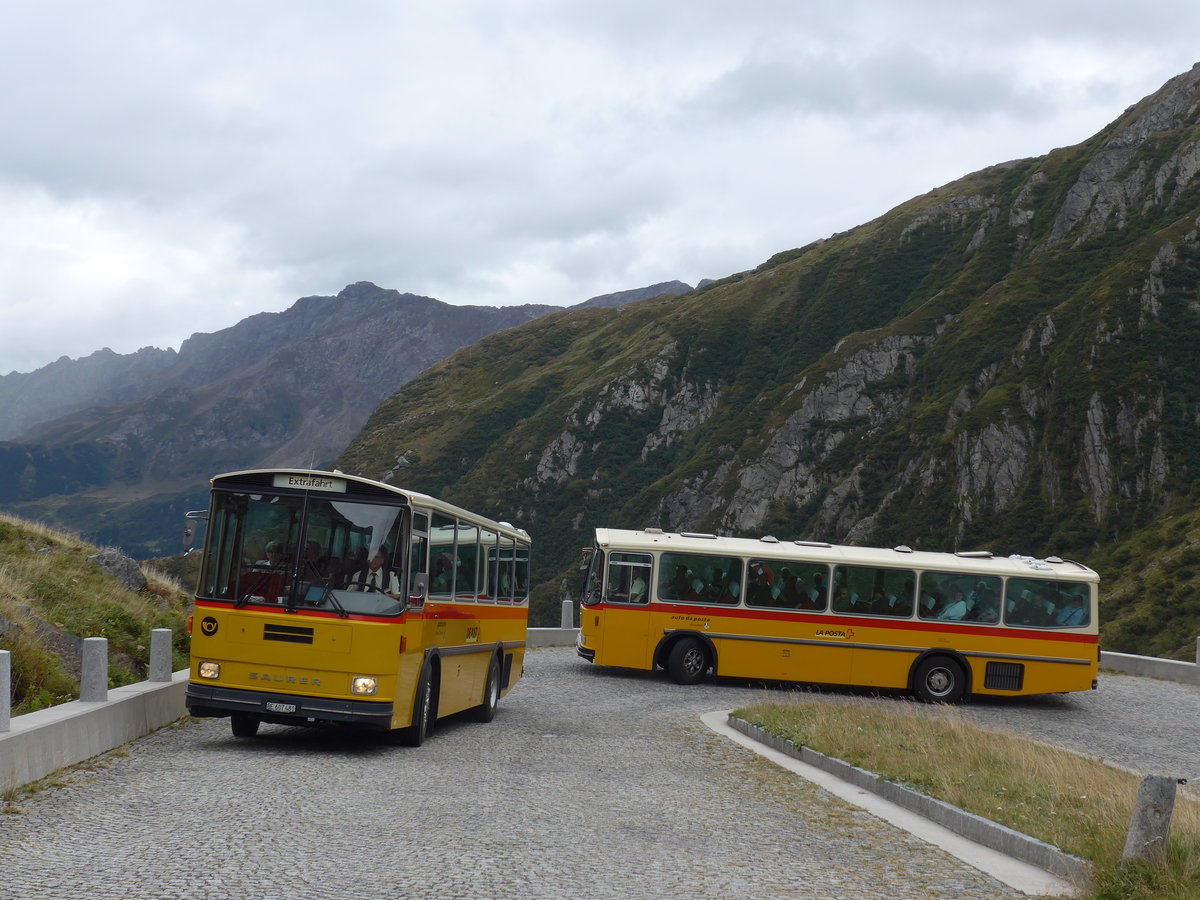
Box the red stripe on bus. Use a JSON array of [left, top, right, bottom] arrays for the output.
[[597, 601, 1099, 644]]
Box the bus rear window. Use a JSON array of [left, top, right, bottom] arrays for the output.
[[1005, 578, 1089, 627]]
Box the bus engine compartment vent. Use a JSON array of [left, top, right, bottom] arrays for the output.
[[263, 623, 315, 644], [984, 661, 1024, 691]]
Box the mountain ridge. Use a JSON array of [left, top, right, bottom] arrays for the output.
[[0, 280, 691, 555]]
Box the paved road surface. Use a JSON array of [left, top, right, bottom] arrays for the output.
[[1, 647, 1196, 899]]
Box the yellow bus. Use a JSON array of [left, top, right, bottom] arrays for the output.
[[186, 469, 531, 743], [576, 528, 1098, 702]]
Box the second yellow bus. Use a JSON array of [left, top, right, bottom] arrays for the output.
[[577, 528, 1098, 702]]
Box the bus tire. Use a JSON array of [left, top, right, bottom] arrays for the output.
[[230, 714, 260, 738], [667, 637, 709, 685], [470, 654, 501, 723], [913, 656, 966, 704], [402, 660, 438, 746]]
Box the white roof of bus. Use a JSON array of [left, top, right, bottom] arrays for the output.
[[593, 528, 1097, 582], [213, 468, 531, 543]]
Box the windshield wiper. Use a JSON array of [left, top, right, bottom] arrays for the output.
[[235, 571, 273, 608], [308, 581, 349, 619]]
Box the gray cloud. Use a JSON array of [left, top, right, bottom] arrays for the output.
[[0, 1, 1198, 373]]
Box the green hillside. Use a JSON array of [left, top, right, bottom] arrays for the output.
[[335, 64, 1200, 656], [0, 514, 193, 714]]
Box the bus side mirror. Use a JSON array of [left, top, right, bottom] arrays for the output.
[[183, 510, 208, 555]]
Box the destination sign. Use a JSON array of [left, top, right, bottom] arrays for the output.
[[273, 473, 347, 493]]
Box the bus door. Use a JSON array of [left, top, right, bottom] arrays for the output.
[[594, 551, 654, 668], [425, 515, 487, 715]]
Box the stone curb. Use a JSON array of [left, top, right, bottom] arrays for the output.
[[727, 715, 1091, 884]]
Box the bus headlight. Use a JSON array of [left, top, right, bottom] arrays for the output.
[[351, 676, 378, 695], [198, 661, 221, 680]]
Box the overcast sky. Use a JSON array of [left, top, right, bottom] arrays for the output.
[[1, 1, 1198, 375]]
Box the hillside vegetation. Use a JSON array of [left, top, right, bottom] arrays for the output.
[[0, 514, 193, 714], [335, 63, 1200, 655]]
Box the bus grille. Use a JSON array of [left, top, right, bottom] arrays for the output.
[[263, 624, 314, 644], [984, 661, 1024, 691]]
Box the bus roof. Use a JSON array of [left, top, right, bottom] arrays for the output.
[[212, 468, 531, 543], [593, 527, 1097, 583]]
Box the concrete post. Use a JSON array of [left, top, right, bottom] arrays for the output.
[[560, 598, 574, 629], [1122, 774, 1177, 865], [149, 628, 173, 682], [80, 637, 108, 703], [0, 649, 10, 733]]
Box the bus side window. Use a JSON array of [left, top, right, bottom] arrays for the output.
[[606, 553, 652, 604], [430, 513, 456, 598]]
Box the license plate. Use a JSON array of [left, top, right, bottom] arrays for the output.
[[265, 702, 297, 714]]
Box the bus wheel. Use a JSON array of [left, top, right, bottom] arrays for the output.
[[230, 715, 260, 738], [402, 661, 438, 746], [913, 656, 966, 704], [667, 637, 709, 685], [471, 654, 500, 723]]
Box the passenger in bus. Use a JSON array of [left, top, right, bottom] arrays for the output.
[[971, 588, 999, 623], [700, 567, 723, 603], [719, 573, 741, 604], [254, 541, 286, 568], [810, 572, 828, 604], [350, 547, 401, 595], [891, 585, 914, 617], [1055, 592, 1087, 626], [870, 587, 899, 616], [1008, 589, 1040, 625], [301, 541, 329, 579], [747, 563, 774, 606], [832, 583, 852, 612], [938, 589, 969, 620], [432, 553, 455, 592], [628, 570, 647, 604], [1038, 591, 1058, 624], [662, 564, 690, 601], [778, 569, 805, 607]]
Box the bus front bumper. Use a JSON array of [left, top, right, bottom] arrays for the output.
[[186, 683, 395, 729], [575, 634, 595, 662]]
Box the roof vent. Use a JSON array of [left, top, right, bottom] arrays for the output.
[[955, 550, 993, 559], [644, 527, 664, 535], [759, 535, 779, 543], [893, 545, 914, 553], [1045, 556, 1064, 564]]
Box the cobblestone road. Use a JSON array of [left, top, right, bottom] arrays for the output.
[[1, 648, 1196, 899]]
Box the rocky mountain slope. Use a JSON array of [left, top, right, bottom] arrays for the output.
[[0, 283, 555, 553], [335, 63, 1200, 654], [0, 280, 691, 556]]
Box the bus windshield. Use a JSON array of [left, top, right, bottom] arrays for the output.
[[198, 488, 409, 617]]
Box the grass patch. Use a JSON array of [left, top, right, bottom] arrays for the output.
[[0, 512, 193, 713], [735, 699, 1200, 899]]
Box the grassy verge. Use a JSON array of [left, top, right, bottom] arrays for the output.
[[0, 513, 193, 713], [735, 699, 1200, 900]]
